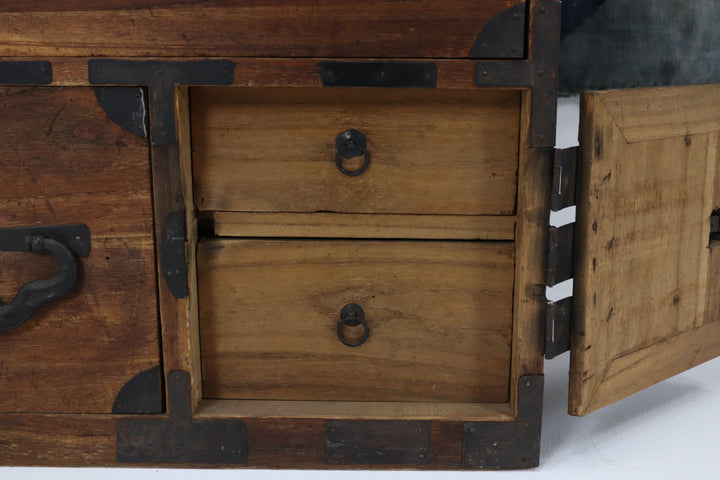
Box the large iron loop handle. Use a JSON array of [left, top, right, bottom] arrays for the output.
[[0, 224, 91, 332]]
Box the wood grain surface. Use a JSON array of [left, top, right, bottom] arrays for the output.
[[0, 1, 523, 58], [0, 87, 158, 413], [192, 87, 520, 216], [213, 212, 517, 240], [571, 84, 720, 415], [197, 239, 514, 404]]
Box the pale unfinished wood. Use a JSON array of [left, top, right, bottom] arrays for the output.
[[197, 239, 514, 404], [707, 133, 720, 325], [192, 87, 520, 216], [0, 1, 521, 58], [571, 85, 720, 416], [176, 86, 203, 411], [508, 90, 550, 413], [197, 399, 515, 422], [213, 212, 516, 240], [0, 87, 158, 413], [593, 83, 720, 143]]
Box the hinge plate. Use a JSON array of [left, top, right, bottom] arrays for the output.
[[711, 210, 720, 240], [545, 147, 578, 359]]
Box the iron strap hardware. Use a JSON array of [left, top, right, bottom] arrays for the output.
[[320, 61, 437, 88], [473, 1, 561, 147], [0, 60, 52, 85], [0, 224, 91, 332], [545, 147, 577, 359]]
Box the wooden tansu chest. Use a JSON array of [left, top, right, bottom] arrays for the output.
[[1, 0, 719, 469]]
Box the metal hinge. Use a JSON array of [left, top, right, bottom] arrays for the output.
[[545, 147, 577, 359], [711, 210, 720, 241]]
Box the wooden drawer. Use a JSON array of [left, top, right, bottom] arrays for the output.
[[0, 1, 526, 59], [197, 239, 514, 405], [192, 87, 520, 216]]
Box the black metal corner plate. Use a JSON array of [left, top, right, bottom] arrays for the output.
[[462, 375, 543, 469], [88, 59, 235, 145], [92, 86, 148, 139], [326, 420, 431, 465], [470, 2, 527, 59], [112, 366, 163, 414], [0, 61, 52, 85], [320, 61, 437, 88], [160, 211, 188, 299], [117, 371, 246, 464], [474, 1, 561, 147]]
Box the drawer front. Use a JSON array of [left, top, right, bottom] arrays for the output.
[[0, 87, 159, 413], [197, 239, 513, 404], [192, 88, 520, 216], [0, 1, 525, 59]]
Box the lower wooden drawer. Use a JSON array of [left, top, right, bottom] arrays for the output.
[[197, 239, 514, 405]]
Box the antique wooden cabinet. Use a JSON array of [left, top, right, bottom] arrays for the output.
[[1, 0, 719, 469]]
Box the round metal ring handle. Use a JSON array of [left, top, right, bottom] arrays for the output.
[[335, 129, 370, 176], [337, 303, 370, 347]]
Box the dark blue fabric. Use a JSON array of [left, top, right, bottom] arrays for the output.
[[559, 0, 720, 94], [561, 0, 606, 37]]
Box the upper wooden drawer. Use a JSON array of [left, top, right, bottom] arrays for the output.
[[192, 87, 520, 216], [0, 1, 525, 58]]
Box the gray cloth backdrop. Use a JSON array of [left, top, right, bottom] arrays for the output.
[[560, 0, 720, 94]]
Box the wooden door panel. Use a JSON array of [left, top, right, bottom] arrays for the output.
[[0, 87, 160, 413], [571, 84, 720, 415]]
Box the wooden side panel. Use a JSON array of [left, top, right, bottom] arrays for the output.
[[571, 85, 720, 416], [191, 87, 520, 216], [0, 87, 158, 413], [0, 1, 523, 58], [197, 239, 514, 404]]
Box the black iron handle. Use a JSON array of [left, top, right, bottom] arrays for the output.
[[0, 224, 91, 332], [335, 129, 370, 176], [337, 303, 370, 347]]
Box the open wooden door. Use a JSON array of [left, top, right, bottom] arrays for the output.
[[570, 84, 720, 416]]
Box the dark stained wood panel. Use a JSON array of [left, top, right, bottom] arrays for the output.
[[0, 87, 159, 413], [0, 1, 524, 58]]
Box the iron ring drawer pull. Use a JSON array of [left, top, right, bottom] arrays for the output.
[[337, 303, 370, 347], [335, 129, 370, 176], [0, 224, 91, 332]]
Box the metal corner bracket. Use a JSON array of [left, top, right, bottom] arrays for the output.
[[462, 375, 544, 469]]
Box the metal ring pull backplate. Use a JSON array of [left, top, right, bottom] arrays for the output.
[[337, 303, 370, 347], [335, 129, 370, 176], [0, 224, 91, 332]]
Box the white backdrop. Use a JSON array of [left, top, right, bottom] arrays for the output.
[[3, 97, 720, 479]]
